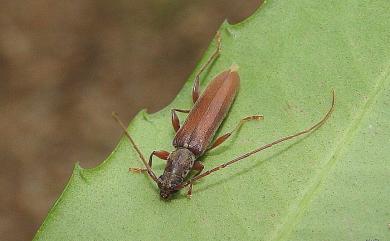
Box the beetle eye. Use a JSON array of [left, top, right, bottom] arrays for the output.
[[157, 176, 165, 187]]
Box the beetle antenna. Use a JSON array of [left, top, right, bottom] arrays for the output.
[[180, 90, 335, 188], [112, 112, 159, 183]]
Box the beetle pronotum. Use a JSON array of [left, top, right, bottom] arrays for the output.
[[113, 32, 335, 199]]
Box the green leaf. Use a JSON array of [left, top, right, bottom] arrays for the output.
[[34, 0, 390, 240]]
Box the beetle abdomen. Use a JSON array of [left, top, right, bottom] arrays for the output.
[[173, 66, 240, 157]]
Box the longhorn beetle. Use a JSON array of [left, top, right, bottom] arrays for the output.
[[113, 32, 335, 199]]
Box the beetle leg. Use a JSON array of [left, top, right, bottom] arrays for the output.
[[187, 161, 204, 198], [171, 108, 190, 132], [208, 115, 264, 151], [129, 150, 170, 173], [192, 78, 200, 104], [192, 161, 204, 176], [192, 31, 222, 103]]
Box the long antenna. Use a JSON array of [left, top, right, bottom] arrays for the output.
[[180, 90, 335, 188], [112, 112, 158, 183]]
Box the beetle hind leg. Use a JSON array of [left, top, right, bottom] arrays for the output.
[[208, 115, 264, 151], [192, 31, 222, 103], [171, 108, 191, 132]]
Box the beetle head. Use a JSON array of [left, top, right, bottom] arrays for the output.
[[157, 174, 182, 199]]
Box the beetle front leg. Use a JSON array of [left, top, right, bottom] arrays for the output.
[[187, 161, 204, 198], [129, 150, 170, 173]]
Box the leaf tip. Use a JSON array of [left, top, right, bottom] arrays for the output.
[[141, 109, 150, 119], [73, 161, 84, 173], [72, 162, 91, 184]]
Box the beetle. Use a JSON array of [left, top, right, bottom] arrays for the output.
[[113, 32, 335, 199]]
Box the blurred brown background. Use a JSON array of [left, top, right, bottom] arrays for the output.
[[0, 1, 261, 240]]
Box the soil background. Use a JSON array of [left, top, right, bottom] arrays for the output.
[[0, 1, 261, 240]]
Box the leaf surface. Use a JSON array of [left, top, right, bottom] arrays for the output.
[[35, 0, 390, 240]]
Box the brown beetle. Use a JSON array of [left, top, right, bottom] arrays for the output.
[[113, 33, 335, 199]]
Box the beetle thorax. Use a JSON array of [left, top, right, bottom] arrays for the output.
[[158, 148, 196, 199]]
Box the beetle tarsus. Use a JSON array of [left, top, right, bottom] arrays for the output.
[[129, 167, 147, 173], [187, 184, 193, 199]]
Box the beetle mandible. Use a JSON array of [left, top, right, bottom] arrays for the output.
[[113, 32, 335, 199]]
